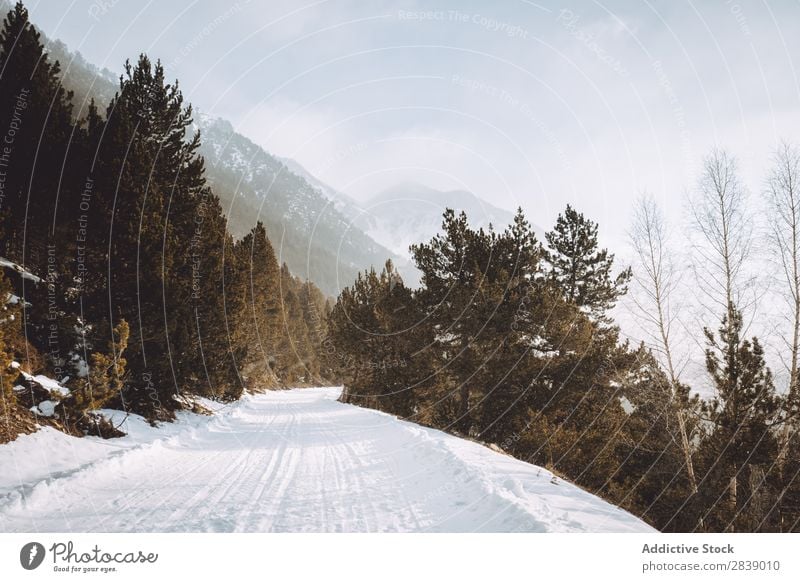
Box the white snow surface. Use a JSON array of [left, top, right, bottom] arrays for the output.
[[30, 400, 56, 417], [0, 387, 653, 533], [24, 373, 71, 396]]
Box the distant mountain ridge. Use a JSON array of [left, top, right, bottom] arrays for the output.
[[354, 181, 517, 258], [268, 166, 522, 260]]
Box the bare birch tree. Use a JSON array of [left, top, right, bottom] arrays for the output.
[[630, 195, 699, 494], [765, 143, 800, 518], [766, 142, 800, 405], [690, 149, 770, 530], [690, 148, 753, 322]]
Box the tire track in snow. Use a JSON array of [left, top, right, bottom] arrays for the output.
[[0, 388, 653, 533]]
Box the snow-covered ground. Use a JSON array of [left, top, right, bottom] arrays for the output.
[[0, 388, 653, 533]]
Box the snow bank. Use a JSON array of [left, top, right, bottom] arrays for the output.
[[27, 373, 71, 396]]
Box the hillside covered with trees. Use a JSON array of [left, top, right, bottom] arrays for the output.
[[328, 192, 800, 533], [0, 2, 332, 439]]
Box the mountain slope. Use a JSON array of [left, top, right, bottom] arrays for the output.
[[278, 156, 364, 223], [0, 387, 653, 533], [43, 34, 402, 296], [196, 116, 404, 295]]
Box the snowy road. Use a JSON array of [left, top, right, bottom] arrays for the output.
[[0, 388, 652, 532]]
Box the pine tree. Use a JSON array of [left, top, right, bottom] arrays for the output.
[[276, 263, 314, 384], [328, 260, 432, 417], [297, 280, 329, 381], [68, 319, 129, 413], [0, 2, 80, 383], [233, 221, 282, 390], [776, 428, 800, 531], [697, 305, 781, 531], [410, 209, 490, 434], [543, 204, 631, 321], [327, 272, 368, 401], [470, 209, 544, 441], [79, 54, 227, 415], [614, 345, 703, 531], [0, 2, 74, 266]]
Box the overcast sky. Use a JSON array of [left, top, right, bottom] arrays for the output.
[[26, 0, 800, 252]]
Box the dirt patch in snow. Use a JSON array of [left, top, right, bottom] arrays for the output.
[[0, 405, 41, 444], [0, 402, 81, 444]]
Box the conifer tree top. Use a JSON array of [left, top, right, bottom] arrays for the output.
[[544, 204, 631, 321]]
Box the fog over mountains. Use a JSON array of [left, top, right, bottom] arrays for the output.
[[279, 160, 518, 259], [47, 33, 517, 295], [355, 181, 517, 258]]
